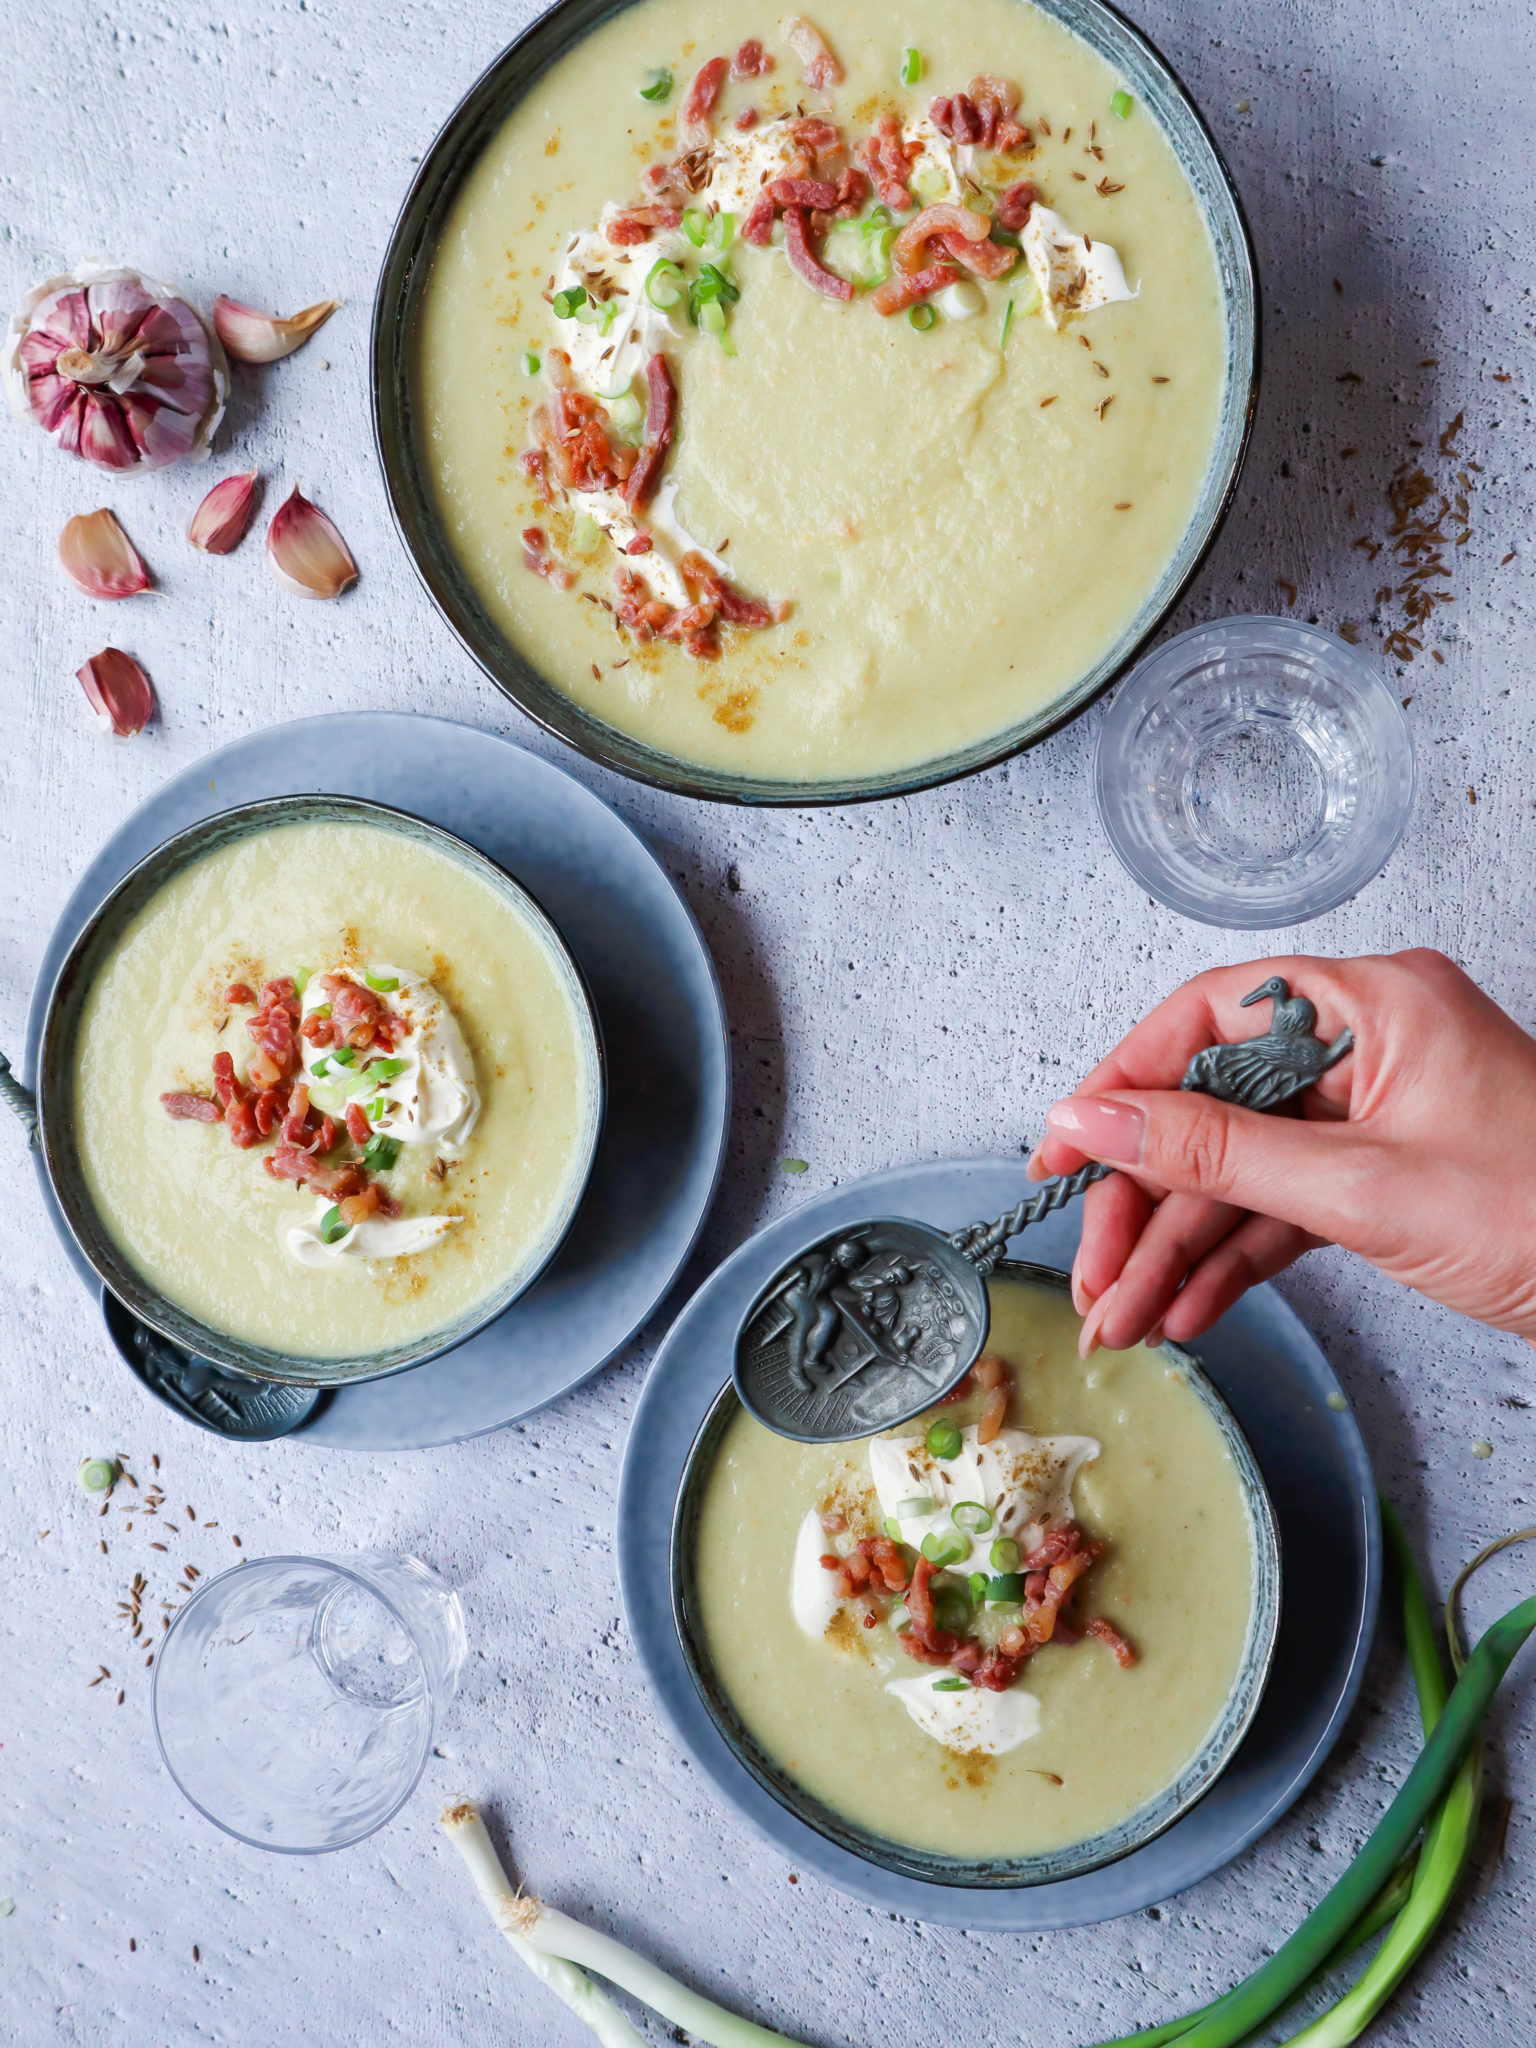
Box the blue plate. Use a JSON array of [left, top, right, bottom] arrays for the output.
[[618, 1156, 1381, 1931], [23, 713, 729, 1450]]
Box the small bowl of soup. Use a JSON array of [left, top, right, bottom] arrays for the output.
[[375, 0, 1257, 802], [671, 1263, 1280, 1885], [32, 796, 605, 1388]]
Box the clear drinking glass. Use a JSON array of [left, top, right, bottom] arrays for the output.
[[152, 1553, 466, 1853], [1094, 617, 1416, 928]]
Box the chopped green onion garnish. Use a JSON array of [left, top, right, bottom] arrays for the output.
[[932, 1588, 972, 1635], [969, 1571, 990, 1603], [551, 286, 587, 320], [897, 1496, 936, 1517], [312, 1057, 330, 1078], [607, 392, 644, 436], [571, 512, 604, 555], [313, 1003, 333, 1020], [521, 350, 541, 376], [365, 970, 399, 993], [330, 1046, 357, 1067], [900, 46, 923, 86], [921, 1529, 970, 1568], [889, 1603, 911, 1632], [911, 164, 947, 203], [1111, 88, 1134, 119], [682, 208, 708, 247], [363, 1135, 401, 1172], [932, 1675, 970, 1692], [709, 211, 736, 251], [644, 259, 685, 310], [908, 303, 937, 332], [952, 1501, 994, 1534], [986, 1572, 1025, 1603], [77, 1456, 118, 1494], [320, 1205, 351, 1245], [925, 1419, 962, 1460], [366, 1057, 407, 1083], [883, 1517, 904, 1543], [1000, 298, 1015, 351], [293, 968, 311, 997], [368, 1097, 388, 1121], [638, 65, 673, 102], [990, 1536, 1022, 1572], [698, 301, 726, 334]]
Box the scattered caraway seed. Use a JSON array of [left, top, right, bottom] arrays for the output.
[[1276, 577, 1298, 606], [233, 1535, 242, 1547], [1469, 788, 1477, 805], [1040, 394, 1057, 406], [150, 1542, 168, 1552], [116, 1691, 125, 1706], [194, 1945, 201, 1963], [129, 1938, 136, 1952], [88, 1669, 108, 1686]]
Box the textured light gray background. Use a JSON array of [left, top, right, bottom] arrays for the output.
[[0, 1, 1532, 2041]]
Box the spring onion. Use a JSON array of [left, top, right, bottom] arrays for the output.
[[552, 285, 587, 321], [313, 1057, 331, 1078], [921, 1528, 970, 1568], [897, 1496, 935, 1517], [607, 392, 644, 438], [925, 1418, 962, 1460], [521, 350, 541, 376], [1091, 1501, 1536, 2048], [986, 1572, 1025, 1604], [968, 1571, 990, 1603], [1000, 298, 1016, 351], [883, 1516, 904, 1543], [638, 66, 672, 103], [319, 1206, 351, 1245], [952, 1501, 993, 1534], [888, 1603, 910, 1632], [900, 46, 923, 86], [293, 967, 312, 996], [313, 1002, 333, 1020], [682, 208, 708, 248], [368, 1097, 388, 1122], [77, 1456, 118, 1494], [709, 211, 736, 252], [909, 303, 937, 332], [330, 1046, 357, 1066], [444, 1798, 816, 2046], [644, 260, 685, 310], [367, 1057, 408, 1082], [931, 1676, 970, 1692], [1111, 88, 1134, 119], [990, 1536, 1022, 1571], [911, 164, 947, 203], [571, 513, 604, 555], [363, 1135, 401, 1173], [365, 970, 399, 993], [698, 301, 726, 334]]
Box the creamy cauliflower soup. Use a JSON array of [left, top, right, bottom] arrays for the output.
[[416, 0, 1229, 782]]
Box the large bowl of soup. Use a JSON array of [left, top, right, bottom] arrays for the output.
[[670, 1263, 1280, 1884], [374, 0, 1258, 803], [29, 796, 605, 1389]]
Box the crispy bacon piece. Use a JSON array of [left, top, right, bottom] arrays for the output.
[[768, 175, 840, 210], [622, 354, 676, 511], [820, 1507, 847, 1534], [782, 15, 842, 90], [940, 231, 1016, 281], [522, 524, 576, 590], [160, 1091, 222, 1122], [519, 447, 552, 505], [245, 976, 302, 1081], [741, 190, 778, 246], [625, 533, 653, 556], [782, 207, 854, 300], [679, 54, 730, 147], [834, 166, 870, 216], [339, 1181, 403, 1225], [870, 261, 960, 316], [679, 550, 780, 629], [995, 178, 1039, 232], [971, 1644, 1031, 1691], [931, 77, 1027, 152], [731, 38, 773, 79], [904, 1556, 963, 1662], [319, 972, 386, 1051], [859, 112, 919, 210], [1022, 1525, 1082, 1572], [893, 202, 990, 273], [607, 203, 684, 245], [734, 106, 759, 131], [345, 1101, 372, 1146], [253, 1087, 287, 1136], [788, 114, 843, 167], [973, 1352, 1012, 1444], [1021, 1522, 1105, 1646], [1086, 1617, 1138, 1669], [223, 983, 255, 1006]]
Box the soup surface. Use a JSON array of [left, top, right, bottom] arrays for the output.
[[691, 1276, 1258, 1860], [71, 820, 599, 1360], [416, 0, 1228, 783]]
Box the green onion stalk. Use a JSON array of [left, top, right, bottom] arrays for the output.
[[1092, 1501, 1536, 2048]]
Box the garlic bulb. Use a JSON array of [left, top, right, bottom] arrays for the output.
[[3, 261, 228, 474]]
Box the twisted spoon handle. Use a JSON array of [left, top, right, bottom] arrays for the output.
[[950, 1160, 1112, 1276], [0, 1051, 40, 1151]]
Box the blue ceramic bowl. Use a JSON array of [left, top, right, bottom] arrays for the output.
[[670, 1261, 1281, 1888]]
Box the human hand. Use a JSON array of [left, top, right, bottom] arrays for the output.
[[1026, 949, 1536, 1355]]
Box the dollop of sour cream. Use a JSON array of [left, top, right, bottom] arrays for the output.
[[1021, 204, 1137, 328], [286, 1203, 459, 1271]]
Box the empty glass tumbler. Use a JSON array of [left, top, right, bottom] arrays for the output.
[[1094, 617, 1416, 928], [152, 1553, 466, 1852]]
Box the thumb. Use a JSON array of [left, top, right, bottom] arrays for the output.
[[1043, 1090, 1368, 1243]]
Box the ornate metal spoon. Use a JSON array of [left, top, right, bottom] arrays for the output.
[[735, 978, 1352, 1441]]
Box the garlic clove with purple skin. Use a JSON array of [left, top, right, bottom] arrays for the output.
[[4, 262, 227, 474], [189, 471, 259, 554], [77, 647, 154, 737], [213, 294, 339, 365], [59, 509, 152, 598], [266, 486, 358, 598]]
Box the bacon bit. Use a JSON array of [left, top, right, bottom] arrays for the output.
[[939, 231, 1016, 280], [820, 1507, 847, 1533], [223, 983, 255, 1007], [339, 1181, 402, 1224], [246, 978, 303, 1079], [319, 972, 386, 1051], [1086, 1616, 1138, 1668], [160, 1091, 222, 1123], [893, 203, 990, 274], [623, 353, 677, 511], [680, 551, 778, 630], [519, 447, 552, 505], [819, 1552, 841, 1570], [521, 521, 576, 591], [871, 262, 961, 316], [782, 15, 843, 90], [931, 76, 1027, 151], [734, 105, 759, 131], [731, 37, 773, 79], [625, 533, 653, 555], [782, 207, 854, 300], [995, 180, 1038, 232], [768, 175, 840, 210], [741, 190, 778, 245], [344, 1101, 372, 1146], [607, 202, 684, 245], [679, 54, 730, 148], [859, 112, 919, 210], [973, 1353, 1011, 1445], [903, 1556, 963, 1663]]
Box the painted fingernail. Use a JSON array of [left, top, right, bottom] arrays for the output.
[[1079, 1283, 1117, 1360], [1046, 1096, 1147, 1167]]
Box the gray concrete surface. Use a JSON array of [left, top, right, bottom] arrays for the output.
[[0, 1, 1531, 2040]]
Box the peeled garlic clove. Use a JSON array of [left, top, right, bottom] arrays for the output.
[[266, 485, 358, 598], [77, 647, 154, 737], [189, 470, 259, 554], [59, 508, 151, 598], [213, 294, 338, 364], [4, 262, 228, 472]]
